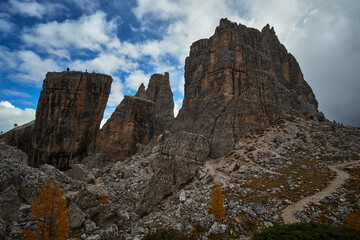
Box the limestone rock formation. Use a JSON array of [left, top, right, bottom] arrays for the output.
[[0, 121, 34, 162], [31, 71, 112, 170], [176, 18, 323, 158], [90, 72, 174, 162], [146, 72, 174, 131], [89, 96, 156, 162]]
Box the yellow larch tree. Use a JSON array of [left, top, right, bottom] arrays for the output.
[[24, 179, 69, 240], [209, 182, 226, 221]]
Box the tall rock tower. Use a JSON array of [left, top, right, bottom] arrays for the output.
[[31, 71, 112, 170], [90, 72, 174, 162], [176, 18, 322, 158]]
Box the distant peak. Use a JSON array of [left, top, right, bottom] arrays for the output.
[[219, 18, 237, 28], [135, 83, 147, 99], [261, 23, 276, 35]]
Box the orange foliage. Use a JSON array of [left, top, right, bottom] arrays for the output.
[[209, 182, 226, 221], [24, 180, 69, 240]]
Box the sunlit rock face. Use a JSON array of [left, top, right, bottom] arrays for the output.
[[176, 18, 322, 158], [31, 71, 112, 170]]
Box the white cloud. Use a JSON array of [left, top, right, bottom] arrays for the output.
[[8, 0, 65, 19], [100, 118, 108, 129], [173, 98, 183, 117], [66, 0, 101, 13], [10, 50, 61, 86], [133, 0, 246, 62], [0, 18, 15, 33], [0, 89, 31, 98], [125, 70, 150, 90], [107, 77, 124, 107], [22, 11, 118, 54], [0, 101, 35, 133], [72, 53, 137, 75]]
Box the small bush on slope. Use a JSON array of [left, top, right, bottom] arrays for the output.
[[252, 222, 360, 240]]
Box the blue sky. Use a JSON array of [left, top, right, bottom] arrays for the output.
[[0, 0, 360, 133]]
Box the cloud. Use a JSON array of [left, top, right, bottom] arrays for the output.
[[66, 0, 101, 13], [9, 50, 61, 86], [133, 0, 360, 126], [238, 0, 360, 126], [0, 89, 31, 98], [8, 0, 66, 19], [0, 17, 15, 34], [0, 101, 35, 133], [22, 11, 119, 55], [72, 53, 137, 75], [100, 119, 108, 129], [107, 77, 124, 107], [133, 0, 246, 62], [125, 70, 150, 90], [174, 98, 183, 117]]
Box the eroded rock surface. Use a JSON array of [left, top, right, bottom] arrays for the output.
[[176, 18, 323, 158], [90, 96, 156, 162], [31, 71, 112, 170], [0, 121, 34, 162], [145, 72, 174, 131], [91, 72, 174, 162]]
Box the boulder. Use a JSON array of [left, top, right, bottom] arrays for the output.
[[137, 154, 198, 216], [67, 164, 95, 183], [0, 185, 21, 221], [68, 203, 86, 229], [161, 131, 209, 162]]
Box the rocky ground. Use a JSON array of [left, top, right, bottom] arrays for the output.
[[1, 117, 360, 239]]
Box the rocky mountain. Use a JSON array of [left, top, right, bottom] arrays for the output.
[[1, 19, 359, 240], [176, 18, 323, 158]]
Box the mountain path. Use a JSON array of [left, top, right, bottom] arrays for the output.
[[281, 160, 360, 224]]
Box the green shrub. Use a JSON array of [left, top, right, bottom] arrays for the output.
[[252, 222, 360, 240]]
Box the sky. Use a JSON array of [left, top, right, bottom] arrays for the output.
[[0, 0, 359, 133]]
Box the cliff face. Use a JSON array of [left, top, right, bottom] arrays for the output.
[[0, 121, 34, 162], [90, 72, 174, 162], [176, 18, 322, 158], [89, 96, 156, 162], [146, 72, 174, 131], [30, 72, 112, 170]]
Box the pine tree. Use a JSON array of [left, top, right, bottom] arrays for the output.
[[24, 180, 69, 240], [209, 182, 226, 221]]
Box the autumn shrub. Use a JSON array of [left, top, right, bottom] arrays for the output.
[[24, 179, 69, 240], [209, 182, 226, 221], [252, 222, 360, 240], [346, 210, 360, 231]]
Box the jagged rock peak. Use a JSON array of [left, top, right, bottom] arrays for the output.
[[89, 72, 174, 162], [31, 71, 112, 170], [176, 18, 323, 158], [146, 72, 174, 130], [88, 95, 156, 162], [135, 83, 147, 99]]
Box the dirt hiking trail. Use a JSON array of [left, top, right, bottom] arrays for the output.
[[281, 160, 360, 224]]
